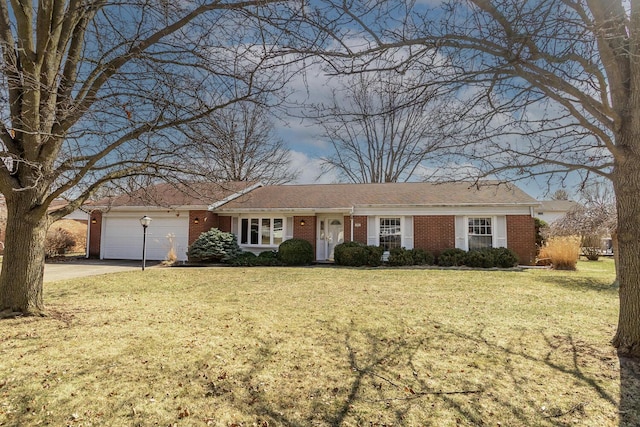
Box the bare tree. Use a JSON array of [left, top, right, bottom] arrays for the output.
[[326, 0, 640, 356], [0, 0, 349, 317], [551, 189, 570, 201], [183, 100, 298, 184], [310, 70, 447, 183]]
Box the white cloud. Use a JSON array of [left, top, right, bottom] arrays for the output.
[[288, 150, 339, 184]]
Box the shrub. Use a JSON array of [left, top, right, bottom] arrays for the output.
[[365, 245, 384, 267], [538, 236, 580, 270], [463, 249, 495, 268], [387, 247, 414, 266], [45, 227, 76, 258], [491, 247, 519, 268], [334, 242, 369, 266], [258, 250, 278, 260], [277, 238, 314, 266], [581, 234, 602, 261], [228, 251, 257, 266], [228, 251, 282, 266], [411, 248, 435, 266], [164, 233, 178, 265], [334, 242, 383, 267], [534, 217, 547, 249], [437, 248, 467, 267], [187, 228, 240, 263], [334, 241, 364, 265]]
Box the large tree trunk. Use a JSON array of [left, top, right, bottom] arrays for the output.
[[0, 198, 49, 317], [612, 154, 640, 356]]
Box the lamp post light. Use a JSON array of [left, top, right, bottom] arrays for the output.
[[140, 215, 152, 270]]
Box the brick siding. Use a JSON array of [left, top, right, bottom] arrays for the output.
[[344, 215, 368, 244], [506, 215, 536, 265], [413, 215, 456, 256], [88, 210, 102, 258], [188, 210, 220, 245], [293, 216, 316, 255]]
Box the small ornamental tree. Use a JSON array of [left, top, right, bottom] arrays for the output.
[[187, 229, 240, 263]]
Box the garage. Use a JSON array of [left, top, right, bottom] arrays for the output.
[[101, 212, 189, 261]]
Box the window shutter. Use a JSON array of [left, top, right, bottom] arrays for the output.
[[455, 216, 467, 250], [495, 216, 507, 248], [367, 216, 377, 246], [403, 216, 414, 249], [231, 216, 238, 236], [285, 217, 294, 240]]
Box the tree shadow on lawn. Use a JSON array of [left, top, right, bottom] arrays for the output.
[[619, 356, 640, 426], [200, 319, 630, 426], [536, 275, 619, 292]]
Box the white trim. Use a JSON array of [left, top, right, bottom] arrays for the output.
[[456, 215, 508, 251], [237, 214, 286, 248], [207, 182, 264, 210], [215, 204, 535, 216]]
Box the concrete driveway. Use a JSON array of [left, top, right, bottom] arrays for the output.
[[44, 259, 160, 282]]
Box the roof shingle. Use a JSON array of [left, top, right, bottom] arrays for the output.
[[217, 181, 538, 211], [93, 181, 258, 208]]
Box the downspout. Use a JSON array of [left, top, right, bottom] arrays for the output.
[[350, 206, 354, 242], [85, 210, 91, 258]]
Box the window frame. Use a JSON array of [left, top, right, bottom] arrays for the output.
[[239, 216, 285, 247], [467, 217, 493, 250], [379, 217, 402, 252]]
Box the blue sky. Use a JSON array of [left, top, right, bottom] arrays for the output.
[[271, 62, 582, 201]]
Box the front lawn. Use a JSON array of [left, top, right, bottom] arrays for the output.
[[0, 260, 635, 426]]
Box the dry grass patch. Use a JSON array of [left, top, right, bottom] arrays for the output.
[[0, 259, 635, 426]]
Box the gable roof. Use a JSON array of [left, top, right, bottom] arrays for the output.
[[537, 200, 580, 213], [215, 181, 538, 212], [92, 181, 261, 209]]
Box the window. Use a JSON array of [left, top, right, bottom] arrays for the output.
[[379, 217, 401, 251], [240, 217, 284, 246], [468, 217, 493, 250]]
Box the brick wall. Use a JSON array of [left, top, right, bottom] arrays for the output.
[[88, 210, 102, 258], [188, 210, 220, 245], [413, 215, 455, 256], [506, 215, 536, 265], [344, 215, 368, 244], [218, 216, 231, 233], [293, 216, 316, 255]]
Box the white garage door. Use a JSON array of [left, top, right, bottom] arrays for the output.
[[102, 213, 189, 261]]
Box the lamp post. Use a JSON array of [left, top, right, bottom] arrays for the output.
[[140, 215, 152, 270]]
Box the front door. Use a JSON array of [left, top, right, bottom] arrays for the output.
[[316, 217, 344, 261]]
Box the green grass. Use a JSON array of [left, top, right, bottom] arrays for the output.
[[0, 259, 634, 426]]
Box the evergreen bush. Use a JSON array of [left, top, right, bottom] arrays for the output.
[[228, 251, 257, 266], [463, 249, 495, 268], [334, 242, 369, 266], [334, 242, 383, 266], [187, 228, 240, 263], [410, 248, 435, 265], [491, 247, 519, 268], [365, 245, 384, 267], [437, 248, 467, 267], [228, 251, 282, 266], [277, 238, 314, 266], [387, 247, 414, 266]]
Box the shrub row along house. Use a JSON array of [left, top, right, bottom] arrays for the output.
[[87, 181, 538, 265]]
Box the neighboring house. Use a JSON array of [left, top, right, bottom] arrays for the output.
[[0, 197, 89, 255], [87, 181, 540, 265], [213, 181, 539, 265], [535, 200, 581, 224], [87, 182, 261, 262]]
